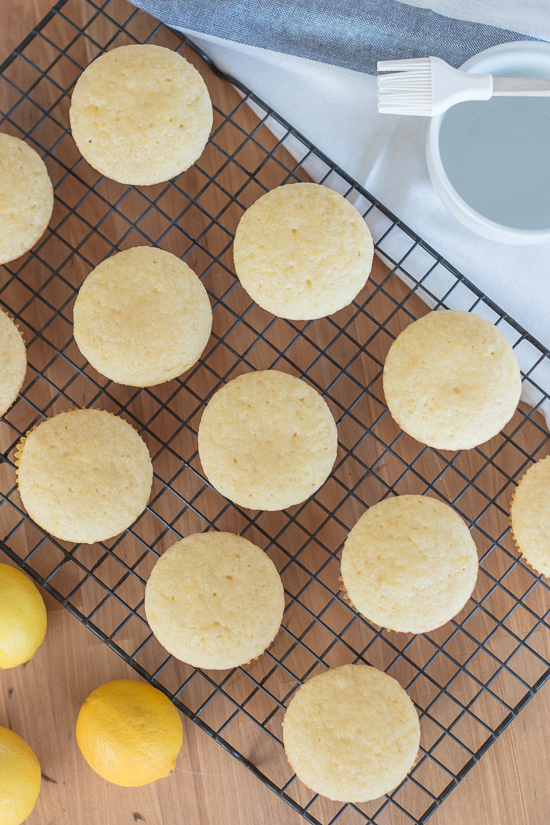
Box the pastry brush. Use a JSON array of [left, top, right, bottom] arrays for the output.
[[377, 56, 550, 116]]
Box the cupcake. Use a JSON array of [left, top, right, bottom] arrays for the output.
[[69, 45, 213, 185], [233, 183, 374, 320], [73, 247, 212, 387], [283, 664, 420, 802], [0, 133, 53, 264], [383, 310, 521, 450], [341, 495, 478, 634], [16, 409, 153, 544], [510, 456, 550, 577], [145, 532, 285, 669], [0, 309, 26, 416], [197, 370, 338, 510]]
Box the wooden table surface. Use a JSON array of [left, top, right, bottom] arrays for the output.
[[2, 3, 550, 824]]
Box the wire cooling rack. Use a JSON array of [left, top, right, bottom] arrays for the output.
[[2, 1, 550, 823]]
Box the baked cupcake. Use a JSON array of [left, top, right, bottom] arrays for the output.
[[233, 183, 374, 320], [197, 370, 338, 510], [73, 247, 212, 387], [0, 309, 26, 416], [69, 45, 213, 185], [145, 532, 285, 669], [16, 409, 153, 544], [510, 456, 550, 577], [383, 310, 521, 450], [341, 495, 478, 634], [0, 133, 53, 264], [283, 664, 420, 802]]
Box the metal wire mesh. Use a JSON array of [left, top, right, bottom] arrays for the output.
[[1, 1, 550, 823]]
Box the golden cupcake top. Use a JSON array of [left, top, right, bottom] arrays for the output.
[[16, 409, 152, 544], [383, 310, 521, 450], [197, 369, 338, 510], [341, 494, 479, 634], [0, 309, 26, 416], [511, 455, 550, 577], [283, 664, 420, 802], [69, 44, 213, 185], [233, 182, 373, 320], [145, 531, 285, 669], [73, 246, 212, 387], [0, 133, 53, 265]]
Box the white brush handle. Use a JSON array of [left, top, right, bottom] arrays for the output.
[[493, 77, 550, 96]]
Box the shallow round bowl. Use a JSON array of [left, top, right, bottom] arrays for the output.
[[426, 41, 550, 245]]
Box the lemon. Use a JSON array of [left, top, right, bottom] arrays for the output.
[[0, 564, 47, 669], [76, 679, 183, 787], [0, 726, 41, 825]]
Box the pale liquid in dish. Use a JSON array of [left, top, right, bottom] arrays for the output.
[[439, 95, 550, 231]]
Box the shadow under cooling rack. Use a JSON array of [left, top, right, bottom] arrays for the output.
[[1, 1, 550, 824]]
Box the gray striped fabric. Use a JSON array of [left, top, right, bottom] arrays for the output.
[[133, 0, 535, 73]]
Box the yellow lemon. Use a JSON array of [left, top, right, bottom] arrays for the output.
[[0, 726, 41, 825], [76, 679, 183, 787], [0, 564, 47, 669]]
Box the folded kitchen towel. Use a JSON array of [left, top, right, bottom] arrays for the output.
[[132, 0, 550, 418]]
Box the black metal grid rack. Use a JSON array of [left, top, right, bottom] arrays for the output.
[[1, 1, 550, 823]]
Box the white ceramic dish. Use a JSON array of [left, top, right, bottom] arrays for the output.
[[426, 41, 550, 245]]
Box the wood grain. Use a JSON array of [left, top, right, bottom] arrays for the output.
[[2, 4, 550, 825]]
